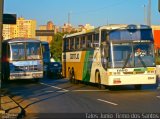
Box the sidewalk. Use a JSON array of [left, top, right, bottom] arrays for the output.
[[0, 89, 25, 119]]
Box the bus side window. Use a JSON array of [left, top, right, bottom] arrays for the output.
[[93, 34, 99, 47], [81, 36, 86, 49], [66, 38, 69, 51], [91, 34, 94, 48], [86, 34, 92, 48], [70, 37, 75, 50], [75, 37, 80, 50]]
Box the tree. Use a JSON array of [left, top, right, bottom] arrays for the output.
[[50, 32, 64, 62]]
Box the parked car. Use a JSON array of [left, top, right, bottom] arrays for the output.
[[47, 62, 62, 79]]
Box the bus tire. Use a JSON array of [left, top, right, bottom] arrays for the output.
[[34, 78, 40, 83], [134, 84, 142, 90]]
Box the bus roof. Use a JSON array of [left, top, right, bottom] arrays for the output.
[[100, 24, 151, 30], [63, 24, 151, 38], [63, 28, 96, 38], [2, 38, 41, 44]]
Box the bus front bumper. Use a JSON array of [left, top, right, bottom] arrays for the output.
[[9, 72, 43, 80], [107, 74, 156, 86]]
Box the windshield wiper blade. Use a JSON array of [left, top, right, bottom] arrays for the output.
[[137, 55, 146, 68], [122, 53, 131, 69]]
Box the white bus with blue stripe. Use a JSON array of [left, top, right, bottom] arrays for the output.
[[2, 38, 43, 82]]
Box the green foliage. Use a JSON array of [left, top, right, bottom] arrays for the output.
[[156, 56, 160, 65], [50, 32, 65, 62]]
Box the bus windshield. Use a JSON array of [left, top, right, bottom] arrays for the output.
[[26, 42, 42, 60], [10, 43, 25, 60], [10, 42, 42, 61], [109, 43, 155, 68]]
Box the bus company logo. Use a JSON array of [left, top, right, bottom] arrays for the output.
[[70, 53, 79, 59], [117, 69, 128, 72]]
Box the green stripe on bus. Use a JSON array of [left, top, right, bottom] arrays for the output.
[[82, 50, 94, 82], [134, 68, 146, 72]]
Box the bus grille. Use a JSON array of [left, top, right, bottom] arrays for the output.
[[15, 65, 39, 71]]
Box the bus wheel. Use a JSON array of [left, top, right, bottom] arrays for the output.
[[34, 78, 40, 83], [134, 85, 142, 90], [96, 71, 106, 89]]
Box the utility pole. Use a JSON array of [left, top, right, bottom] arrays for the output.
[[0, 0, 4, 89], [147, 0, 151, 26], [143, 5, 147, 25]]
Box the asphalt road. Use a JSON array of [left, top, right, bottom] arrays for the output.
[[2, 78, 160, 119]]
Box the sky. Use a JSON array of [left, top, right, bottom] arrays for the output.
[[3, 0, 160, 27]]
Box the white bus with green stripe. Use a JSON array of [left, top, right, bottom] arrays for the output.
[[62, 24, 156, 89]]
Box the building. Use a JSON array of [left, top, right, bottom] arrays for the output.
[[61, 23, 74, 33], [3, 17, 36, 40], [77, 24, 95, 32], [38, 25, 48, 42], [38, 21, 57, 43], [3, 24, 16, 40], [47, 21, 54, 43]]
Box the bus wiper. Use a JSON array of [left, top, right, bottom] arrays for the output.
[[137, 55, 146, 68], [122, 53, 131, 69]]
